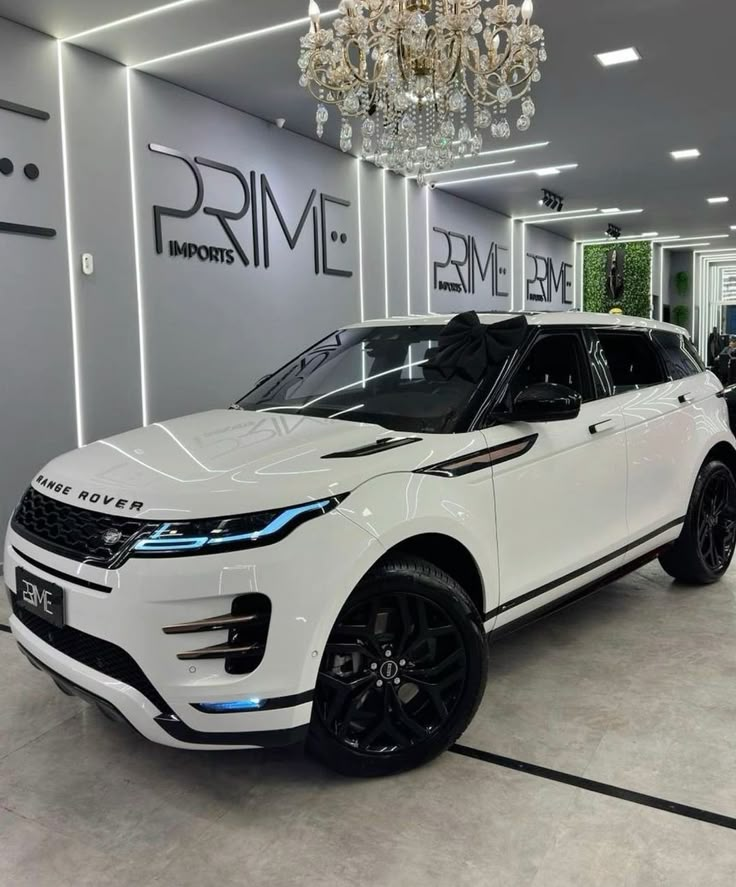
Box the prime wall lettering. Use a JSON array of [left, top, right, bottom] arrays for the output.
[[526, 253, 574, 304], [149, 144, 353, 278], [433, 226, 509, 298]]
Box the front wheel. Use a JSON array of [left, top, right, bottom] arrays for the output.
[[659, 459, 736, 584], [308, 557, 488, 777]]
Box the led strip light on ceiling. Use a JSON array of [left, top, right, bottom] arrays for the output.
[[437, 163, 579, 188], [519, 207, 598, 221], [62, 0, 210, 42], [424, 159, 516, 179], [578, 233, 677, 245], [132, 9, 341, 68]]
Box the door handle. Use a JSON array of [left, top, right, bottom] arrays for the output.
[[678, 393, 693, 404], [589, 419, 615, 435]]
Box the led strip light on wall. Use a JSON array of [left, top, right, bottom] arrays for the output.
[[355, 160, 365, 322], [382, 170, 389, 317], [57, 42, 85, 447], [126, 68, 150, 426], [405, 177, 411, 315]]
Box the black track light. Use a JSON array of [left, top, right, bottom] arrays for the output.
[[540, 189, 564, 212], [606, 224, 622, 240]]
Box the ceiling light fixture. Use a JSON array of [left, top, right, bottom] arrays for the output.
[[475, 140, 550, 159], [670, 148, 701, 160], [533, 208, 642, 224], [708, 196, 729, 204], [521, 207, 597, 220], [601, 207, 620, 214], [299, 0, 547, 179], [62, 0, 205, 42], [535, 167, 561, 177], [437, 162, 578, 187], [540, 188, 564, 212], [595, 47, 641, 67], [423, 159, 516, 179], [641, 231, 659, 236], [133, 8, 340, 68], [606, 223, 622, 239], [663, 242, 711, 249]]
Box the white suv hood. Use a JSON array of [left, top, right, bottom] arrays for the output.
[[31, 410, 437, 520]]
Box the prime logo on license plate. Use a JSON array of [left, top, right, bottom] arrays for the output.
[[15, 567, 65, 628]]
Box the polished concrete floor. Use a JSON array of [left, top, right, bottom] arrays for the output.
[[2, 560, 736, 886]]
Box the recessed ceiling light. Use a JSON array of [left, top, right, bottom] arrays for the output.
[[535, 167, 561, 177], [641, 231, 659, 236], [670, 149, 701, 160], [708, 197, 729, 204], [595, 47, 641, 67], [730, 225, 736, 230], [601, 208, 620, 213]]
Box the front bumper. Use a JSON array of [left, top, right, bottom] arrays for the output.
[[4, 510, 383, 750]]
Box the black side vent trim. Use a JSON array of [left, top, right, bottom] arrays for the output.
[[322, 437, 422, 459], [416, 434, 538, 478]]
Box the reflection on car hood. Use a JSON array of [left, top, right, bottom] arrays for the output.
[[31, 410, 459, 519]]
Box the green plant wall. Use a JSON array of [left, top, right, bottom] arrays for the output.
[[583, 241, 652, 317]]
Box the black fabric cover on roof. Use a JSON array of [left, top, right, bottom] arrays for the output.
[[425, 311, 528, 383]]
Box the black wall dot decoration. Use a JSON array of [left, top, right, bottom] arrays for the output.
[[0, 97, 56, 239]]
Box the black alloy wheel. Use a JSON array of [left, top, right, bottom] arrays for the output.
[[695, 467, 736, 572], [308, 557, 487, 777], [660, 460, 736, 584]]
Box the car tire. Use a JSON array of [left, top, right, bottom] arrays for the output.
[[659, 459, 736, 584], [308, 556, 488, 778]]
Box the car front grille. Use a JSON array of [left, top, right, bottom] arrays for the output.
[[11, 487, 147, 568], [11, 599, 171, 714]]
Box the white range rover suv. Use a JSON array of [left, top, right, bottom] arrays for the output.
[[5, 311, 736, 776]]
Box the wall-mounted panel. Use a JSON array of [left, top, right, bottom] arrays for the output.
[[130, 73, 362, 422], [524, 225, 575, 311], [0, 20, 76, 534], [424, 189, 512, 315], [63, 44, 142, 442]]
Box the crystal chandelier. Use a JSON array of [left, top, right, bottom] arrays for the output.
[[298, 0, 546, 182]]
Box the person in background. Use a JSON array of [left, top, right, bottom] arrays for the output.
[[717, 337, 736, 385]]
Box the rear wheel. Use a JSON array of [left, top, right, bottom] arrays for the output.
[[308, 557, 487, 777], [659, 460, 736, 584]]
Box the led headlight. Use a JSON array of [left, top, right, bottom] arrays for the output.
[[132, 496, 346, 557]]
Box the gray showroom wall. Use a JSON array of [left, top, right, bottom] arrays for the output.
[[0, 20, 77, 536], [0, 16, 575, 539]]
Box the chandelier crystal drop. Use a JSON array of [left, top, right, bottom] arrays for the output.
[[298, 0, 546, 182]]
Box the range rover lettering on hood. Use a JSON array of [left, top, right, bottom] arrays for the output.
[[35, 475, 144, 513]]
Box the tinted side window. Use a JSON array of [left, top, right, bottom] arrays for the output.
[[597, 331, 667, 393], [509, 332, 593, 402], [652, 331, 705, 380]]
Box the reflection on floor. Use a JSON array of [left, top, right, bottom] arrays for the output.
[[2, 560, 736, 886]]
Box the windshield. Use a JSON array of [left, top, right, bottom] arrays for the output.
[[237, 325, 491, 434]]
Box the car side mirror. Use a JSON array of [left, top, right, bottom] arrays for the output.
[[512, 382, 582, 423]]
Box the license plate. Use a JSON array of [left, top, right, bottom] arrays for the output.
[[15, 567, 65, 628]]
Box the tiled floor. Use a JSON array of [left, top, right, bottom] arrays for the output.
[[2, 560, 736, 886]]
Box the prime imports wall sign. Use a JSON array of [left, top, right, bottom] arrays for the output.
[[432, 226, 510, 298], [0, 97, 56, 239], [526, 252, 573, 305], [148, 144, 353, 278]]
